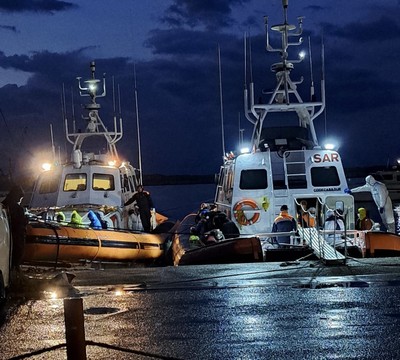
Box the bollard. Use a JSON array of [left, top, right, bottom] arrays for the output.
[[63, 297, 87, 360]]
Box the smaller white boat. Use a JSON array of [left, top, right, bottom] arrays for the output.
[[25, 62, 174, 265]]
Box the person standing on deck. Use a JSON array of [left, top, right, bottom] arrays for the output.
[[272, 205, 297, 245], [2, 185, 27, 271], [345, 175, 395, 233], [124, 185, 154, 232]]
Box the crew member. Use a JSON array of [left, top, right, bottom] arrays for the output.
[[272, 205, 297, 245], [2, 185, 27, 270], [125, 185, 154, 232], [345, 175, 395, 233], [355, 207, 374, 231], [213, 212, 240, 239], [69, 210, 83, 227], [88, 210, 102, 229]]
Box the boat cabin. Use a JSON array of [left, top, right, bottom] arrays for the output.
[[215, 146, 355, 235], [213, 3, 357, 239], [28, 62, 150, 232]]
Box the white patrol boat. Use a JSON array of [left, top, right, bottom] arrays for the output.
[[172, 1, 400, 267], [213, 0, 360, 263], [25, 62, 173, 265]]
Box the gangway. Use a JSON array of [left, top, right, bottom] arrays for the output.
[[298, 227, 346, 265]]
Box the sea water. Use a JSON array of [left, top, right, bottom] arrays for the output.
[[147, 183, 215, 221]]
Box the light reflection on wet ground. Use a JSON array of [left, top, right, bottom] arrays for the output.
[[1, 260, 400, 359]]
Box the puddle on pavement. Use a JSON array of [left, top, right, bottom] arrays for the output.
[[293, 280, 370, 289], [83, 306, 128, 319], [84, 307, 121, 315]]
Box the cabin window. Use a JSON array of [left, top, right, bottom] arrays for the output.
[[39, 175, 59, 194], [93, 173, 115, 191], [63, 174, 87, 191], [311, 166, 340, 187], [239, 169, 268, 190]]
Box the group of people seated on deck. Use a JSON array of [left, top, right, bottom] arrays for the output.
[[189, 203, 240, 248], [54, 209, 108, 230], [271, 200, 378, 248]]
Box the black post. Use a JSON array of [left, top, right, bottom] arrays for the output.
[[63, 297, 86, 360]]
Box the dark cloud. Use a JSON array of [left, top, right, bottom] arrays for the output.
[[0, 47, 227, 176], [326, 67, 400, 112], [0, 0, 77, 13], [145, 28, 241, 61], [0, 0, 399, 177], [161, 0, 250, 31], [0, 51, 140, 177], [304, 5, 324, 12], [241, 15, 258, 28], [323, 16, 400, 42], [0, 47, 97, 79], [0, 24, 17, 32]]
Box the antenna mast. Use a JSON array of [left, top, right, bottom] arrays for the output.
[[218, 44, 226, 157], [50, 123, 56, 162], [134, 64, 143, 184]]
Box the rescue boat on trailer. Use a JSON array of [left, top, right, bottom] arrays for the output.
[[25, 62, 173, 265], [173, 0, 400, 265]]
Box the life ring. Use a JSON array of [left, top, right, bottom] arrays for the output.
[[233, 199, 261, 226]]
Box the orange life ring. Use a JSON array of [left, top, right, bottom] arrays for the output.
[[233, 199, 260, 226]]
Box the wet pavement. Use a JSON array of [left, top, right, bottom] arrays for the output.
[[1, 258, 400, 359]]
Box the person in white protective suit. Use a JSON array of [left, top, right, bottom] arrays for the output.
[[345, 175, 395, 233], [324, 209, 345, 246]]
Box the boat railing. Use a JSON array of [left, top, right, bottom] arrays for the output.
[[255, 230, 302, 247], [254, 228, 367, 255]]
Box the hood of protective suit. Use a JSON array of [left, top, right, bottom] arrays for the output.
[[326, 209, 334, 218], [365, 175, 376, 186], [358, 207, 366, 220]]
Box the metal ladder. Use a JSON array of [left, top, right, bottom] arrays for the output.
[[298, 227, 346, 264], [284, 151, 307, 189]]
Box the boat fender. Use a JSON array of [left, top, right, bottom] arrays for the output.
[[233, 199, 261, 226]]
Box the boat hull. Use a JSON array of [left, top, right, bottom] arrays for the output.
[[172, 236, 263, 266], [24, 222, 165, 264], [365, 231, 400, 257]]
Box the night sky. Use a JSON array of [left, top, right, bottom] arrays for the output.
[[0, 0, 399, 180]]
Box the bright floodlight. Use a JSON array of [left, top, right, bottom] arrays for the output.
[[298, 50, 306, 60], [240, 147, 250, 154], [397, 159, 400, 165], [323, 143, 335, 150], [108, 160, 117, 167], [41, 163, 52, 171]]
